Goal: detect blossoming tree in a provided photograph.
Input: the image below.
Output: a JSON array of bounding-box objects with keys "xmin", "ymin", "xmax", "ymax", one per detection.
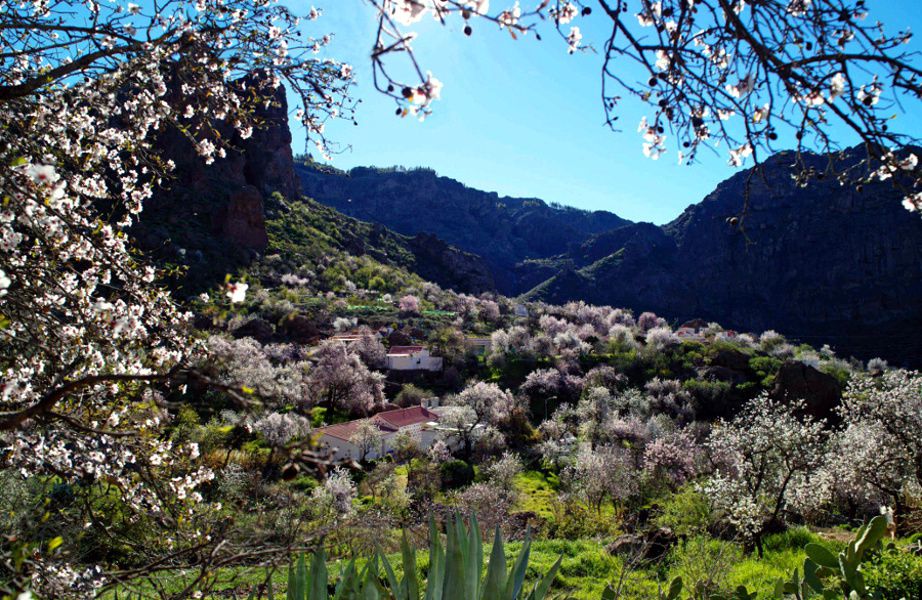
[{"xmin": 0, "ymin": 0, "xmax": 353, "ymax": 595}]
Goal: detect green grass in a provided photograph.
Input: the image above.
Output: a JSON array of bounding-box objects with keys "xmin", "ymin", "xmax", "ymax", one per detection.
[
  {"xmin": 513, "ymin": 470, "xmax": 560, "ymax": 521},
  {"xmin": 104, "ymin": 526, "xmax": 912, "ymax": 600}
]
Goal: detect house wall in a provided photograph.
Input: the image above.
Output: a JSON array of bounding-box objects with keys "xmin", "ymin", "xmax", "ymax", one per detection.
[
  {"xmin": 318, "ymin": 435, "xmax": 364, "ymax": 462},
  {"xmin": 386, "ymin": 352, "xmax": 443, "ymax": 371},
  {"xmin": 322, "ymin": 424, "xmax": 454, "ymax": 463}
]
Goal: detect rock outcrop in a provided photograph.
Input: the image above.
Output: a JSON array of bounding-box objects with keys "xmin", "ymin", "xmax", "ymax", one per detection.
[
  {"xmin": 771, "ymin": 361, "xmax": 843, "ymax": 422},
  {"xmin": 219, "ymin": 185, "xmax": 269, "ymax": 249},
  {"xmin": 134, "ymin": 78, "xmax": 298, "ymax": 287},
  {"xmin": 407, "ymin": 233, "xmax": 495, "ymax": 294}
]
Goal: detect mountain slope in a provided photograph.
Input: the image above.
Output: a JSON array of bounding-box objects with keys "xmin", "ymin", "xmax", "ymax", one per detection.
[
  {"xmin": 296, "ymin": 163, "xmax": 630, "ymax": 293},
  {"xmin": 520, "ymin": 150, "xmax": 922, "ymax": 365},
  {"xmin": 133, "ymin": 84, "xmax": 493, "ymax": 296}
]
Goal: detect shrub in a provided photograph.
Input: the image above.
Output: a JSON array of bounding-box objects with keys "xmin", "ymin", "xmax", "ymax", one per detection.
[
  {"xmin": 655, "ymin": 486, "xmax": 714, "ymax": 538},
  {"xmin": 440, "ymin": 460, "xmax": 475, "ymax": 490},
  {"xmin": 863, "ymin": 547, "xmax": 922, "ymax": 600}
]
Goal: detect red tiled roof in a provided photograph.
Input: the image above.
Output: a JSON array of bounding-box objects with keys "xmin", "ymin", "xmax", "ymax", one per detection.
[
  {"xmin": 316, "ymin": 406, "xmax": 438, "ymax": 441},
  {"xmin": 375, "ymin": 406, "xmax": 437, "ymax": 429},
  {"xmin": 317, "ymin": 419, "xmax": 396, "ymax": 442},
  {"xmin": 388, "ymin": 345, "xmax": 425, "ymax": 355}
]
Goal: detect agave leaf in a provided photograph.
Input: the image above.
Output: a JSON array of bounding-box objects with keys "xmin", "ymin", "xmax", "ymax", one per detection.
[
  {"xmin": 481, "ymin": 527, "xmax": 507, "ymax": 599},
  {"xmin": 425, "ymin": 518, "xmax": 445, "ymax": 600},
  {"xmin": 442, "ymin": 515, "xmax": 468, "ymax": 599},
  {"xmin": 379, "ymin": 548, "xmax": 404, "ymax": 600},
  {"xmin": 401, "ymin": 530, "xmax": 420, "ymax": 600},
  {"xmin": 527, "ymin": 554, "xmax": 562, "ymax": 600},
  {"xmin": 503, "ymin": 529, "xmax": 532, "ymax": 600},
  {"xmin": 467, "ymin": 513, "xmax": 483, "ymax": 598},
  {"xmin": 309, "ymin": 550, "xmax": 328, "ymax": 600},
  {"xmin": 334, "ymin": 559, "xmax": 358, "ymax": 599}
]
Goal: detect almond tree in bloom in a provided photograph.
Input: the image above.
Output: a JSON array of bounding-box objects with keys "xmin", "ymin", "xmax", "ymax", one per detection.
[
  {"xmin": 368, "ymin": 0, "xmax": 921, "ymax": 213},
  {"xmin": 308, "ymin": 340, "xmax": 387, "ymax": 415},
  {"xmin": 700, "ymin": 393, "xmax": 828, "ymax": 556},
  {"xmin": 398, "ymin": 293, "xmax": 421, "ymax": 314},
  {"xmin": 825, "ymin": 370, "xmax": 922, "ymax": 521},
  {"xmin": 0, "ymin": 0, "xmax": 353, "ymax": 595}
]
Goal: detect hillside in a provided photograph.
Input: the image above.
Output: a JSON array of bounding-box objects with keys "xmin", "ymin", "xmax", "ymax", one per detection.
[
  {"xmin": 132, "ymin": 85, "xmax": 493, "ymax": 297},
  {"xmin": 519, "ymin": 149, "xmax": 922, "ymax": 366},
  {"xmin": 296, "ymin": 162, "xmax": 630, "ymax": 292},
  {"xmin": 300, "ymin": 152, "xmax": 922, "ymax": 366}
]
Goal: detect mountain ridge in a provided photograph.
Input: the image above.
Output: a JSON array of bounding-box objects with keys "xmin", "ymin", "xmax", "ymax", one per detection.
[
  {"xmin": 301, "ymin": 151, "xmax": 922, "ymax": 366},
  {"xmin": 296, "ymin": 162, "xmax": 631, "ymax": 293}
]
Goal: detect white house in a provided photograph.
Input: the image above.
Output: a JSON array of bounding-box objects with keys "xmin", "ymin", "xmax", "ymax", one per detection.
[
  {"xmin": 513, "ymin": 304, "xmax": 529, "ymax": 318},
  {"xmin": 716, "ymin": 330, "xmax": 740, "ymax": 341},
  {"xmin": 385, "ymin": 345, "xmax": 443, "ymax": 371},
  {"xmin": 316, "ymin": 405, "xmax": 442, "ymax": 462}
]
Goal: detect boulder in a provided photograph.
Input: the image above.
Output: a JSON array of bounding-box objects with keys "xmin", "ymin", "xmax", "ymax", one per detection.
[
  {"xmin": 771, "ymin": 360, "xmax": 842, "ymax": 422},
  {"xmin": 606, "ymin": 527, "xmax": 678, "ymax": 562},
  {"xmin": 231, "ymin": 318, "xmax": 275, "ymax": 343},
  {"xmin": 710, "ymin": 348, "xmax": 752, "ymax": 372}
]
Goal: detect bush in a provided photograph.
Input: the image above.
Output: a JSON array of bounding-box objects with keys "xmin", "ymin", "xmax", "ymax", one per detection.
[
  {"xmin": 655, "ymin": 486, "xmax": 714, "ymax": 538},
  {"xmin": 863, "ymin": 546, "xmax": 922, "ymax": 600},
  {"xmin": 547, "ymin": 499, "xmax": 621, "ymax": 540},
  {"xmin": 439, "ymin": 460, "xmax": 475, "ymax": 490},
  {"xmin": 667, "ymin": 536, "xmax": 743, "ymax": 597},
  {"xmin": 395, "ymin": 384, "xmax": 432, "ymax": 407}
]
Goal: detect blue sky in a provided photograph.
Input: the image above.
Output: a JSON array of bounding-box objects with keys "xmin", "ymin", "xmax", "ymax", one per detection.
[{"xmin": 295, "ymin": 1, "xmax": 922, "ymax": 224}]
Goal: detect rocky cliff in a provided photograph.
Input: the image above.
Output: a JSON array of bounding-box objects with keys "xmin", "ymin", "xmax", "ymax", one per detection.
[
  {"xmin": 296, "ymin": 163, "xmax": 630, "ymax": 293},
  {"xmin": 521, "ymin": 150, "xmax": 922, "ymax": 366},
  {"xmin": 133, "ymin": 79, "xmax": 298, "ymax": 284},
  {"xmin": 134, "ymin": 81, "xmax": 493, "ymax": 295},
  {"xmin": 298, "ymin": 150, "xmax": 922, "ymax": 365}
]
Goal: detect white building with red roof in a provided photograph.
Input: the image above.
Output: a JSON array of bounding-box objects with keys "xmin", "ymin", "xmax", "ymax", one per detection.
[
  {"xmin": 385, "ymin": 345, "xmax": 443, "ymax": 372},
  {"xmin": 316, "ymin": 405, "xmax": 442, "ymax": 462}
]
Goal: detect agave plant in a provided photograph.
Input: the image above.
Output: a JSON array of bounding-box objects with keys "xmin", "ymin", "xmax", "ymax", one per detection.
[
  {"xmin": 257, "ymin": 514, "xmax": 561, "ymax": 600},
  {"xmin": 379, "ymin": 514, "xmax": 561, "ymax": 600}
]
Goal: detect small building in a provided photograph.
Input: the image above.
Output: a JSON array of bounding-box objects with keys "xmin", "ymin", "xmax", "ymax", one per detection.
[
  {"xmin": 330, "ymin": 333, "xmax": 363, "ymax": 345},
  {"xmin": 676, "ymin": 318, "xmax": 708, "ymax": 341},
  {"xmin": 386, "ymin": 346, "xmax": 443, "ymax": 372},
  {"xmin": 330, "ymin": 329, "xmax": 382, "ymax": 345},
  {"xmin": 716, "ymin": 330, "xmax": 739, "ymax": 341},
  {"xmin": 464, "ymin": 337, "xmax": 493, "ymax": 356},
  {"xmin": 316, "ymin": 405, "xmax": 442, "ymax": 462},
  {"xmin": 513, "ymin": 304, "xmax": 529, "ymax": 318}
]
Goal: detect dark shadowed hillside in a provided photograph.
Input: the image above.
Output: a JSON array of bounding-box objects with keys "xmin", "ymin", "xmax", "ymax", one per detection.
[
  {"xmin": 520, "ymin": 150, "xmax": 922, "ymax": 366},
  {"xmin": 296, "ymin": 162, "xmax": 630, "ymax": 292}
]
